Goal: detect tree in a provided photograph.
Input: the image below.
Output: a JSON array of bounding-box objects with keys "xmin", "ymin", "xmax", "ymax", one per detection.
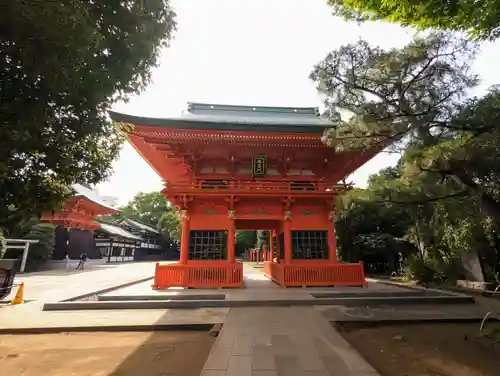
[
  {"xmin": 119, "ymin": 192, "xmax": 172, "ymax": 228},
  {"xmin": 118, "ymin": 191, "xmax": 181, "ymax": 243},
  {"xmin": 2, "ymin": 222, "xmax": 55, "ymax": 271},
  {"xmin": 310, "ymin": 32, "xmax": 477, "ymax": 153},
  {"xmin": 0, "ymin": 1, "xmax": 176, "ymax": 235},
  {"xmin": 335, "ymin": 186, "xmax": 415, "ymax": 271},
  {"xmin": 0, "ymin": 229, "xmax": 5, "ymax": 258},
  {"xmin": 235, "ymin": 231, "xmax": 257, "ymax": 256},
  {"xmin": 158, "ymin": 210, "xmax": 181, "ymax": 242},
  {"xmin": 328, "ymin": 0, "xmax": 500, "ymax": 40},
  {"xmin": 310, "ymin": 33, "xmax": 500, "ymax": 219},
  {"xmin": 313, "ymin": 33, "xmax": 500, "ymax": 282}
]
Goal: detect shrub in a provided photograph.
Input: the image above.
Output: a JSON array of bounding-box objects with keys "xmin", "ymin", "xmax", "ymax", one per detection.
[
  {"xmin": 407, "ymin": 257, "xmax": 438, "ymax": 287},
  {"xmin": 0, "ymin": 229, "xmax": 5, "ymax": 258}
]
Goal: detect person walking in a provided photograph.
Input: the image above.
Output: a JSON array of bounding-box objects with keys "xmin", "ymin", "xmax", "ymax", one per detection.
[
  {"xmin": 76, "ymin": 252, "xmax": 88, "ymax": 270},
  {"xmin": 63, "ymin": 252, "xmax": 70, "ymax": 269}
]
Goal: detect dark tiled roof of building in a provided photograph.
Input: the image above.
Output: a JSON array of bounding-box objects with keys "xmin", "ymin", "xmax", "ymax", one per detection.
[
  {"xmin": 119, "ymin": 218, "xmax": 160, "ymax": 234},
  {"xmin": 98, "ymin": 223, "xmax": 142, "ymax": 240},
  {"xmin": 109, "ymin": 102, "xmax": 334, "ymax": 133}
]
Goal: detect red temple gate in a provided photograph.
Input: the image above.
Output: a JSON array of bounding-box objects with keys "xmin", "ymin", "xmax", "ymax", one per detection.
[
  {"xmin": 111, "ymin": 103, "xmax": 381, "ymax": 288},
  {"xmin": 41, "ymin": 190, "xmax": 119, "ymax": 231}
]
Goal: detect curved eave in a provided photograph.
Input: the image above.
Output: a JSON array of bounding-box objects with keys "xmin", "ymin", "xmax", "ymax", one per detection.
[{"xmin": 109, "ymin": 111, "xmax": 333, "ymax": 133}]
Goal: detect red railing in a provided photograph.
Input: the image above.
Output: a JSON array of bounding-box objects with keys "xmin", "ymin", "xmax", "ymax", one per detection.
[
  {"xmin": 264, "ymin": 261, "xmax": 367, "ymax": 287},
  {"xmin": 164, "ymin": 181, "xmax": 351, "ymax": 196},
  {"xmin": 152, "ymin": 261, "xmax": 244, "ymax": 289}
]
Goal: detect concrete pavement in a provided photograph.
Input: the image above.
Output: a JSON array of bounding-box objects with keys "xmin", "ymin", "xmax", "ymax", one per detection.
[
  {"xmin": 5, "ymin": 261, "xmax": 157, "ymax": 303},
  {"xmin": 201, "ymin": 307, "xmax": 380, "ymax": 376}
]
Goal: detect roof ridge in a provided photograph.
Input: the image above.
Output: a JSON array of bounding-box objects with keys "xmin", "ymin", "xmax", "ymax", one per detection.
[
  {"xmin": 122, "ymin": 218, "xmax": 160, "ymax": 234},
  {"xmin": 187, "ymin": 102, "xmax": 320, "ymax": 116}
]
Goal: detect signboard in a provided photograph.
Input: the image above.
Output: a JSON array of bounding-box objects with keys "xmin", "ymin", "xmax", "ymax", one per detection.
[{"xmin": 252, "ymin": 155, "xmax": 267, "ymax": 178}]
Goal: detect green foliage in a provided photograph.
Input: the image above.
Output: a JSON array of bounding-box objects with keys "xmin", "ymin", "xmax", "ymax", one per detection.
[
  {"xmin": 118, "ymin": 191, "xmax": 181, "ymax": 243},
  {"xmin": 25, "ymin": 224, "xmax": 56, "ymax": 272},
  {"xmin": 407, "ymin": 257, "xmax": 438, "ymax": 287},
  {"xmin": 310, "ymin": 32, "xmax": 477, "ymax": 153},
  {"xmin": 316, "ymin": 32, "xmax": 500, "ymax": 282},
  {"xmin": 158, "ymin": 210, "xmax": 181, "ymax": 242},
  {"xmin": 3, "ymin": 223, "xmax": 55, "ymax": 271},
  {"xmin": 328, "ymin": 0, "xmax": 500, "ymax": 40},
  {"xmin": 0, "ymin": 229, "xmax": 5, "ymax": 258},
  {"xmin": 0, "ymin": 1, "xmax": 176, "ymax": 234},
  {"xmin": 236, "ymin": 231, "xmax": 257, "ymax": 250},
  {"xmin": 482, "ymin": 322, "xmax": 500, "ymax": 343},
  {"xmin": 119, "ymin": 192, "xmax": 172, "ymax": 228}
]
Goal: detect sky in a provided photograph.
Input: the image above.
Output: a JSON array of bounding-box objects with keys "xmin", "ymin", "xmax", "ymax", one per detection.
[{"xmin": 96, "ymin": 0, "xmax": 500, "ymax": 206}]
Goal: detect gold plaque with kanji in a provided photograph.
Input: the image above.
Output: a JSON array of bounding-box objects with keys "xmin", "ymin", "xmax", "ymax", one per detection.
[{"xmin": 252, "ymin": 155, "xmax": 267, "ymax": 178}]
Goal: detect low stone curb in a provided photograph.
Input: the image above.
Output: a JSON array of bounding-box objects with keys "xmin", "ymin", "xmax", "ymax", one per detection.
[
  {"xmin": 61, "ymin": 276, "xmax": 154, "ymax": 302},
  {"xmin": 43, "ymin": 295, "xmax": 475, "ymax": 311},
  {"xmin": 311, "ymin": 291, "xmax": 448, "ymax": 298},
  {"xmin": 367, "ymin": 278, "xmax": 476, "ymax": 299},
  {"xmin": 0, "ymin": 323, "xmax": 217, "ymax": 335},
  {"xmin": 98, "ymin": 293, "xmax": 226, "ymax": 301},
  {"xmin": 332, "ymin": 317, "xmax": 491, "ymax": 327}
]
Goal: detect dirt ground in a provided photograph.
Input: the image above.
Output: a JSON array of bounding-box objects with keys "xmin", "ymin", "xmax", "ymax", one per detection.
[
  {"xmin": 339, "ymin": 322, "xmax": 500, "ymax": 376},
  {"xmin": 0, "ymin": 331, "xmax": 214, "ymax": 376}
]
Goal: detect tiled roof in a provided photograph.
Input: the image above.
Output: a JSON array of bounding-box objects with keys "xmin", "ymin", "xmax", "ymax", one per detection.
[
  {"xmin": 98, "ymin": 223, "xmax": 142, "ymax": 240},
  {"xmin": 120, "ymin": 218, "xmax": 160, "ymax": 234},
  {"xmin": 72, "ymin": 184, "xmax": 119, "ymax": 211},
  {"xmin": 109, "ymin": 103, "xmax": 334, "ymax": 133}
]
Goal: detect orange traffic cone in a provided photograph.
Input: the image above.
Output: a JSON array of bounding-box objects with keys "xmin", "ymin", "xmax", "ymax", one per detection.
[{"xmin": 11, "ymin": 282, "xmax": 24, "ymax": 305}]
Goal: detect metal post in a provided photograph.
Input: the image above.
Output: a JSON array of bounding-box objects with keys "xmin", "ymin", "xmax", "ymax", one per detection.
[
  {"xmin": 107, "ymin": 240, "xmax": 113, "ymax": 263},
  {"xmin": 20, "ymin": 243, "xmax": 30, "ymax": 273}
]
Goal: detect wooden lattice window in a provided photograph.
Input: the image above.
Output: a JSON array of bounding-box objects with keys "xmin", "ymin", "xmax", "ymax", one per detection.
[
  {"xmin": 189, "ymin": 230, "xmax": 227, "ymax": 260},
  {"xmin": 291, "ymin": 231, "xmax": 328, "ymax": 259}
]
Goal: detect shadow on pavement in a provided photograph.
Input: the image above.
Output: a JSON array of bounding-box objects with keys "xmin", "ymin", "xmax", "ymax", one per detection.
[{"xmin": 108, "ymin": 312, "xmax": 216, "ymax": 376}]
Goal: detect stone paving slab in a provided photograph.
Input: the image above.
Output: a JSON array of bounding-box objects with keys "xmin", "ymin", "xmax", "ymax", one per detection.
[
  {"xmin": 42, "ymin": 294, "xmax": 474, "ymax": 311},
  {"xmin": 0, "ymin": 304, "xmax": 228, "ymax": 332},
  {"xmin": 315, "ymin": 304, "xmax": 489, "ymax": 322},
  {"xmin": 201, "ymin": 307, "xmax": 380, "ymax": 376},
  {"xmin": 4, "ymin": 262, "xmax": 157, "ymax": 303},
  {"xmin": 98, "ymin": 293, "xmax": 227, "ymax": 301}
]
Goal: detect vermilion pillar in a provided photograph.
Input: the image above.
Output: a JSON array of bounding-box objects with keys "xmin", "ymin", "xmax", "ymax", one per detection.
[
  {"xmin": 283, "ymin": 217, "xmax": 292, "ymax": 265},
  {"xmin": 275, "ymin": 234, "xmax": 281, "ymax": 263},
  {"xmin": 179, "ymin": 211, "xmax": 190, "ymax": 264},
  {"xmin": 328, "ymin": 225, "xmax": 337, "ymax": 263},
  {"xmin": 227, "ymin": 219, "xmax": 236, "ymax": 263}
]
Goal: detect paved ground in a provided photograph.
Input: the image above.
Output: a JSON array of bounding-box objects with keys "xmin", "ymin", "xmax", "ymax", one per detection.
[
  {"xmin": 3, "ymin": 263, "xmax": 498, "ymax": 376},
  {"xmin": 4, "ymin": 261, "xmax": 157, "ymax": 303},
  {"xmin": 316, "ymin": 304, "xmax": 489, "ymax": 322},
  {"xmin": 105, "ymin": 264, "xmax": 407, "ymax": 301},
  {"xmin": 0, "ymin": 262, "xmax": 228, "ymax": 331},
  {"xmin": 201, "ymin": 307, "xmax": 380, "ymax": 376}
]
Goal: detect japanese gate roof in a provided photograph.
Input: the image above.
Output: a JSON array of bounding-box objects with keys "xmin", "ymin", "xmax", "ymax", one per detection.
[
  {"xmin": 109, "ymin": 103, "xmax": 334, "ymax": 133},
  {"xmin": 98, "ymin": 222, "xmax": 142, "ymax": 240},
  {"xmin": 119, "ymin": 218, "xmax": 160, "ymax": 234},
  {"xmin": 72, "ymin": 184, "xmax": 119, "ymax": 214}
]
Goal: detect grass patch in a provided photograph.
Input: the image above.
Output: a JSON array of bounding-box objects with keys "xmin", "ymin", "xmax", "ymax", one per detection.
[{"xmin": 482, "ymin": 322, "xmax": 500, "ymax": 344}]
